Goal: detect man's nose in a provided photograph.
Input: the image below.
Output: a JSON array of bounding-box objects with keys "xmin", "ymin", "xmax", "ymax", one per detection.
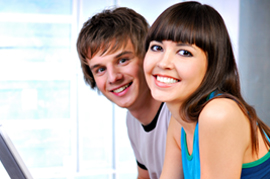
[{"xmin": 107, "ymin": 67, "xmax": 123, "ymax": 84}]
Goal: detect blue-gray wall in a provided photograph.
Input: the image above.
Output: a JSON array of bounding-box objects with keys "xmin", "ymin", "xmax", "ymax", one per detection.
[{"xmin": 239, "ymin": 0, "xmax": 270, "ymax": 126}]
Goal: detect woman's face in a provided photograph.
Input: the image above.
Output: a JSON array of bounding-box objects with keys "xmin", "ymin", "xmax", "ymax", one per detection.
[{"xmin": 144, "ymin": 40, "xmax": 207, "ymax": 104}]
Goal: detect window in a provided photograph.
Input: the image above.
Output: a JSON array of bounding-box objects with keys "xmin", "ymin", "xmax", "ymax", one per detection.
[
  {"xmin": 0, "ymin": 0, "xmax": 136, "ymax": 178},
  {"xmin": 0, "ymin": 0, "xmax": 208, "ymax": 178}
]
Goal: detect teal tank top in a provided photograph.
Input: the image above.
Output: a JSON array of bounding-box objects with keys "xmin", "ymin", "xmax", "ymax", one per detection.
[
  {"xmin": 181, "ymin": 123, "xmax": 200, "ymax": 179},
  {"xmin": 180, "ymin": 91, "xmax": 270, "ymax": 178}
]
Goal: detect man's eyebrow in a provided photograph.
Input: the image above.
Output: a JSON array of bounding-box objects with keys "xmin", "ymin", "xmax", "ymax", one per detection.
[
  {"xmin": 90, "ymin": 64, "xmax": 101, "ymax": 71},
  {"xmin": 89, "ymin": 51, "xmax": 134, "ymax": 71},
  {"xmin": 115, "ymin": 51, "xmax": 133, "ymax": 58}
]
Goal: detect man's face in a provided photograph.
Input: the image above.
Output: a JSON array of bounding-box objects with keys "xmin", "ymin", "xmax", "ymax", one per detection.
[{"xmin": 88, "ymin": 40, "xmax": 148, "ymax": 110}]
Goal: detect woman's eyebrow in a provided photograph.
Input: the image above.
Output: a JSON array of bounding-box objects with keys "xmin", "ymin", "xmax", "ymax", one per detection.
[
  {"xmin": 150, "ymin": 40, "xmax": 162, "ymax": 44},
  {"xmin": 176, "ymin": 43, "xmax": 192, "ymax": 47},
  {"xmin": 176, "ymin": 43, "xmax": 195, "ymax": 50}
]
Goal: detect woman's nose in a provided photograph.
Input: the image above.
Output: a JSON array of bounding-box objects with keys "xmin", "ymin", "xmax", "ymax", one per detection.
[{"xmin": 157, "ymin": 51, "xmax": 174, "ymax": 70}]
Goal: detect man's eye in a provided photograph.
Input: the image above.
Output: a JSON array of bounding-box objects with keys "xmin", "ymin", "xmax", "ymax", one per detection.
[
  {"xmin": 178, "ymin": 50, "xmax": 192, "ymax": 57},
  {"xmin": 96, "ymin": 67, "xmax": 105, "ymax": 73},
  {"xmin": 119, "ymin": 58, "xmax": 128, "ymax": 64},
  {"xmin": 150, "ymin": 45, "xmax": 163, "ymax": 52}
]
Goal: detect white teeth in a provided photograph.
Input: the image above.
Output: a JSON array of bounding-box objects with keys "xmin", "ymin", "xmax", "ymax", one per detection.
[
  {"xmin": 157, "ymin": 76, "xmax": 178, "ymax": 84},
  {"xmin": 113, "ymin": 84, "xmax": 129, "ymax": 93}
]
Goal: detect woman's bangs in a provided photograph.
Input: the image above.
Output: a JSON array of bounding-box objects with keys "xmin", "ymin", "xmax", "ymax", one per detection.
[{"xmin": 149, "ymin": 16, "xmax": 202, "ymax": 47}]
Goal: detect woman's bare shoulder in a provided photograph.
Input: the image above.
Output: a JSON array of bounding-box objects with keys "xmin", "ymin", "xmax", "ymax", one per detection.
[
  {"xmin": 199, "ymin": 98, "xmax": 250, "ymax": 143},
  {"xmin": 200, "ymin": 98, "xmax": 248, "ymax": 126}
]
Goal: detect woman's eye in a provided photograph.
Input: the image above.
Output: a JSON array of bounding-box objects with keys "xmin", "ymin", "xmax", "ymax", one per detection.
[
  {"xmin": 150, "ymin": 45, "xmax": 163, "ymax": 52},
  {"xmin": 178, "ymin": 50, "xmax": 192, "ymax": 57}
]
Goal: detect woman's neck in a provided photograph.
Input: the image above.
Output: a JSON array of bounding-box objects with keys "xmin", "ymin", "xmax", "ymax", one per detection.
[{"xmin": 166, "ymin": 101, "xmax": 197, "ymax": 136}]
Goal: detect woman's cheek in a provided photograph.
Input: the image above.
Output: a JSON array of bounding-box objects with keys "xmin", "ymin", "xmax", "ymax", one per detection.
[
  {"xmin": 143, "ymin": 55, "xmax": 151, "ymax": 74},
  {"xmin": 146, "ymin": 52, "xmax": 157, "ymax": 68}
]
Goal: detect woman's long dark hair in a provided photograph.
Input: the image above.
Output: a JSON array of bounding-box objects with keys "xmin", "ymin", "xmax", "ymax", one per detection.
[{"xmin": 145, "ymin": 1, "xmax": 270, "ymax": 155}]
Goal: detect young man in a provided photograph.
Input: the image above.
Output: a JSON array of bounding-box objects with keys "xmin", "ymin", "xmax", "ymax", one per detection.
[{"xmin": 76, "ymin": 7, "xmax": 171, "ymax": 179}]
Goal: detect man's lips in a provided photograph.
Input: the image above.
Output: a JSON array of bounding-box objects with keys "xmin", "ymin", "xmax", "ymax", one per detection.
[{"xmin": 110, "ymin": 82, "xmax": 132, "ymax": 93}]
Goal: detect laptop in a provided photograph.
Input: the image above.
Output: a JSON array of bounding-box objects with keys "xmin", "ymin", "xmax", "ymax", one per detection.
[{"xmin": 0, "ymin": 125, "xmax": 33, "ymax": 179}]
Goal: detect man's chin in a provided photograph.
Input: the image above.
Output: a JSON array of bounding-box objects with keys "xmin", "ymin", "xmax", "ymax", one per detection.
[
  {"xmin": 113, "ymin": 100, "xmax": 133, "ymax": 109},
  {"xmin": 115, "ymin": 103, "xmax": 131, "ymax": 109},
  {"xmin": 107, "ymin": 94, "xmax": 135, "ymax": 109}
]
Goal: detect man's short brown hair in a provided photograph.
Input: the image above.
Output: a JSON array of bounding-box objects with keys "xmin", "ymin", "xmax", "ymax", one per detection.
[{"xmin": 76, "ymin": 7, "xmax": 149, "ymax": 89}]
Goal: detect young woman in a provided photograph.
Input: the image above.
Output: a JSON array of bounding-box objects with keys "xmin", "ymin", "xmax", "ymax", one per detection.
[{"xmin": 143, "ymin": 1, "xmax": 270, "ymax": 179}]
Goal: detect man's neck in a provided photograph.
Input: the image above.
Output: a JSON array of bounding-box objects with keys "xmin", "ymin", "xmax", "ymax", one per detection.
[{"xmin": 128, "ymin": 95, "xmax": 162, "ymax": 126}]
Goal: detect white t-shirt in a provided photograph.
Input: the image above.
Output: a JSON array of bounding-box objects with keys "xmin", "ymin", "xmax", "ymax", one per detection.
[{"xmin": 126, "ymin": 103, "xmax": 171, "ymax": 179}]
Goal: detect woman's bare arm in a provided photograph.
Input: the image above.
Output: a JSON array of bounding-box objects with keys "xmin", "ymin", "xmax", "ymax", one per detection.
[
  {"xmin": 160, "ymin": 116, "xmax": 184, "ymax": 179},
  {"xmin": 199, "ymin": 98, "xmax": 250, "ymax": 179}
]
